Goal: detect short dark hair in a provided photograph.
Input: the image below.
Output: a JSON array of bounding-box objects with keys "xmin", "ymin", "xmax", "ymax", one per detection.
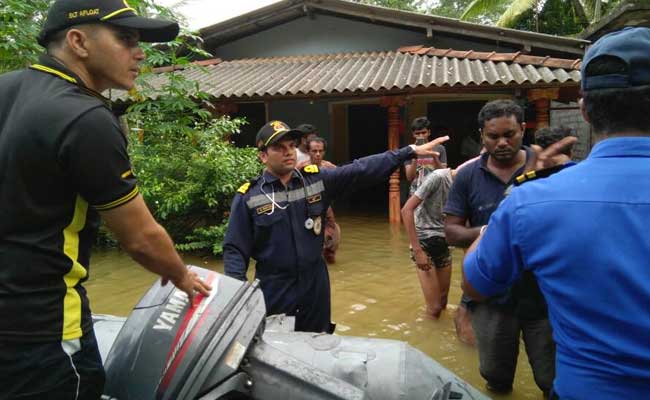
[
  {"xmin": 45, "ymin": 27, "xmax": 71, "ymax": 53},
  {"xmin": 535, "ymin": 126, "xmax": 575, "ymax": 155},
  {"xmin": 582, "ymin": 57, "xmax": 650, "ymax": 135},
  {"xmin": 296, "ymin": 123, "xmax": 318, "ymax": 137},
  {"xmin": 411, "ymin": 117, "xmax": 430, "ymax": 132},
  {"xmin": 307, "ymin": 136, "xmax": 327, "ymax": 151},
  {"xmin": 477, "ymin": 99, "xmax": 524, "ymax": 130}
]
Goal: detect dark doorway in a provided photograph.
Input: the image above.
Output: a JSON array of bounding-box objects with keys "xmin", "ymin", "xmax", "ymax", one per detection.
[
  {"xmin": 341, "ymin": 104, "xmax": 388, "ymax": 212},
  {"xmin": 427, "ymin": 101, "xmax": 484, "ymax": 167},
  {"xmin": 231, "ymin": 103, "xmax": 266, "ymax": 148}
]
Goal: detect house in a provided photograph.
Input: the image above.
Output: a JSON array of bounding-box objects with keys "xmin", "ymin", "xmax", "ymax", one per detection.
[{"xmin": 120, "ymin": 0, "xmax": 593, "ymax": 222}]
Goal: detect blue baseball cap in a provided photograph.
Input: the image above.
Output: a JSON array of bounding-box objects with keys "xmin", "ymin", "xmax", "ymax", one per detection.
[{"xmin": 581, "ymin": 27, "xmax": 650, "ymax": 92}]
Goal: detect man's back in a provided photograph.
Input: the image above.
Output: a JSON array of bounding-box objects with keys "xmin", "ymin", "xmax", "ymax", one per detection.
[
  {"xmin": 0, "ymin": 67, "xmax": 107, "ymax": 236},
  {"xmin": 506, "ymin": 137, "xmax": 650, "ymax": 397},
  {"xmin": 0, "ymin": 63, "xmax": 132, "ymax": 341}
]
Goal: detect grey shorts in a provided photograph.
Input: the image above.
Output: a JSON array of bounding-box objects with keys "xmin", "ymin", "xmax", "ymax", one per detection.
[{"xmin": 409, "ymin": 236, "xmax": 452, "ymax": 269}]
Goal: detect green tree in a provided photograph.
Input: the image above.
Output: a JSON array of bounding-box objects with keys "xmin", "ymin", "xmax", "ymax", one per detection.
[
  {"xmin": 350, "ymin": 0, "xmax": 499, "ymax": 23},
  {"xmin": 349, "ymin": 0, "xmax": 432, "ymax": 12},
  {"xmin": 0, "ymin": 0, "xmax": 51, "ymax": 72},
  {"xmin": 430, "ymin": 0, "xmax": 502, "ymax": 21},
  {"xmin": 1, "ymin": 0, "xmax": 260, "ymax": 255},
  {"xmin": 459, "ymin": 0, "xmax": 621, "ymax": 33},
  {"xmin": 122, "ymin": 0, "xmax": 261, "ymax": 256}
]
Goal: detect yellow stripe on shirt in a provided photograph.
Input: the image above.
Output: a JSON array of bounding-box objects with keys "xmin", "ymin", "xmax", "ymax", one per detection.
[
  {"xmin": 62, "ymin": 194, "xmax": 89, "ymax": 340},
  {"xmin": 94, "ymin": 186, "xmax": 139, "ymax": 211},
  {"xmin": 29, "ymin": 64, "xmax": 77, "ymax": 84}
]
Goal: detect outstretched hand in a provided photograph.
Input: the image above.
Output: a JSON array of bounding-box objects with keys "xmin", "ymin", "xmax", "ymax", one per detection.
[
  {"xmin": 412, "ymin": 136, "xmax": 450, "ymax": 158},
  {"xmin": 525, "ymin": 136, "xmax": 578, "ymax": 172}
]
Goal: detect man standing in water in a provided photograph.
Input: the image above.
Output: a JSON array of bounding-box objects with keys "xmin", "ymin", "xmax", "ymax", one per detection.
[
  {"xmin": 0, "ymin": 1, "xmax": 210, "ymax": 398},
  {"xmin": 463, "ymin": 27, "xmax": 650, "ymax": 399},
  {"xmin": 444, "ymin": 100, "xmax": 555, "ymax": 395},
  {"xmin": 224, "ymin": 120, "xmax": 448, "ymax": 333},
  {"xmin": 401, "ymin": 167, "xmax": 455, "ymax": 319}
]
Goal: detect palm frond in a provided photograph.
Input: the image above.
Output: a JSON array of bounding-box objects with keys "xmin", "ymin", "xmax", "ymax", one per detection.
[
  {"xmin": 496, "ymin": 0, "xmax": 538, "ymax": 27},
  {"xmin": 460, "ymin": 0, "xmax": 509, "ymax": 21}
]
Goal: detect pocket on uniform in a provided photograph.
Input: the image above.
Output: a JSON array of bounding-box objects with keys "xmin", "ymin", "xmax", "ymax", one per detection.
[
  {"xmin": 252, "ymin": 207, "xmax": 284, "ymax": 227},
  {"xmin": 307, "ymin": 202, "xmax": 325, "ymax": 218},
  {"xmin": 252, "ymin": 209, "xmax": 284, "ymax": 248}
]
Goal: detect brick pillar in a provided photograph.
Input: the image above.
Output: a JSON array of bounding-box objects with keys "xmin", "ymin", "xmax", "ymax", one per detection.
[
  {"xmin": 528, "ymin": 88, "xmax": 560, "ymax": 129},
  {"xmin": 380, "ymin": 96, "xmax": 406, "ymax": 224}
]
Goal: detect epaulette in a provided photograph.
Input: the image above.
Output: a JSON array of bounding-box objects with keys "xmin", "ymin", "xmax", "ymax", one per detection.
[
  {"xmin": 514, "ymin": 164, "xmax": 567, "ymax": 187},
  {"xmin": 302, "ymin": 164, "xmax": 319, "ymax": 174},
  {"xmin": 236, "ymin": 177, "xmax": 259, "ymax": 194},
  {"xmin": 237, "ymin": 182, "xmax": 250, "ymax": 194}
]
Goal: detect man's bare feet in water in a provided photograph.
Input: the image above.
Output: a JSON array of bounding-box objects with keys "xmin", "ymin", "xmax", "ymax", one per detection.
[
  {"xmin": 425, "ymin": 306, "xmax": 443, "ymax": 319},
  {"xmin": 454, "ymin": 304, "xmax": 476, "ymax": 346}
]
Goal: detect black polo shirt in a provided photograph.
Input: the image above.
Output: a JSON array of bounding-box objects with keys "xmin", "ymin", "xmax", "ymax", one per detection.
[{"xmin": 0, "ymin": 54, "xmax": 138, "ymax": 342}]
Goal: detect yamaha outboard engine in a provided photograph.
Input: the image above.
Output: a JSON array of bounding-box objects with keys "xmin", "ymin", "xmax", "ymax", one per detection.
[{"xmin": 94, "ymin": 266, "xmax": 488, "ymax": 400}]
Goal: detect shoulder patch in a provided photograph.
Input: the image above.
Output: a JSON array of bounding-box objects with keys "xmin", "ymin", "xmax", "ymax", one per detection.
[
  {"xmin": 514, "ymin": 164, "xmax": 567, "ymax": 187},
  {"xmin": 237, "ymin": 182, "xmax": 251, "ymax": 194},
  {"xmin": 303, "ymin": 164, "xmax": 319, "ymax": 174}
]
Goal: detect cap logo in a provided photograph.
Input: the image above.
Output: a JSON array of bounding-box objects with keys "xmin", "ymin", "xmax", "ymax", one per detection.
[
  {"xmin": 68, "ymin": 8, "xmax": 100, "ymax": 19},
  {"xmin": 270, "ymin": 120, "xmax": 287, "ymax": 132}
]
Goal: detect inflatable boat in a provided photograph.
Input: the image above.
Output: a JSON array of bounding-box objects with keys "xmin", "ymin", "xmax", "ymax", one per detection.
[{"xmin": 94, "ymin": 266, "xmax": 489, "ymax": 400}]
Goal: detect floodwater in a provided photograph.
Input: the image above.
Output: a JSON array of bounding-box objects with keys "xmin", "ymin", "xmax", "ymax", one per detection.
[{"xmin": 86, "ymin": 213, "xmax": 541, "ymax": 400}]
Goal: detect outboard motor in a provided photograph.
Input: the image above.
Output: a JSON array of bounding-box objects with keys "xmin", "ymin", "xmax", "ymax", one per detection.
[{"xmin": 94, "ymin": 266, "xmax": 488, "ymax": 400}]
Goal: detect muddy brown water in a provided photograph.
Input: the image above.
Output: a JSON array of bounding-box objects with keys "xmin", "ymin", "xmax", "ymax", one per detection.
[{"xmin": 86, "ymin": 213, "xmax": 542, "ymax": 399}]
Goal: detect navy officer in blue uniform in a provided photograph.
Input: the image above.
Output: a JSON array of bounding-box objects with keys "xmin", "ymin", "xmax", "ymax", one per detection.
[{"xmin": 224, "ymin": 120, "xmax": 448, "ymax": 333}]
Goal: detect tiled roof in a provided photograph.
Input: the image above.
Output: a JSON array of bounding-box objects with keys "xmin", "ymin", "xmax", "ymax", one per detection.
[
  {"xmin": 200, "ymin": 0, "xmax": 589, "ymax": 56},
  {"xmin": 398, "ymin": 46, "xmax": 582, "ymax": 70},
  {"xmin": 114, "ymin": 50, "xmax": 581, "ymax": 102}
]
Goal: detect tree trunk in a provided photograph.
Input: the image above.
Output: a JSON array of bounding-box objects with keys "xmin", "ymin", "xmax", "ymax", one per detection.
[{"xmin": 594, "ymin": 0, "xmax": 602, "ymax": 22}]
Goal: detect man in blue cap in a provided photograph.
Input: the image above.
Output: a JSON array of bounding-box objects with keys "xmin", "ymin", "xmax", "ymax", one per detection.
[
  {"xmin": 462, "ymin": 27, "xmax": 650, "ymax": 399},
  {"xmin": 0, "ymin": 1, "xmax": 210, "ymax": 398}
]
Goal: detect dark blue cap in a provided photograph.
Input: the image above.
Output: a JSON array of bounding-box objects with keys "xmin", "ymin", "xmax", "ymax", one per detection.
[
  {"xmin": 581, "ymin": 27, "xmax": 650, "ymax": 92},
  {"xmin": 256, "ymin": 121, "xmax": 303, "ymax": 149}
]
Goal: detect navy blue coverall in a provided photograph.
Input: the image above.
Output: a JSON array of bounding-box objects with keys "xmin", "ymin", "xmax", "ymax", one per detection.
[{"xmin": 223, "ymin": 146, "xmax": 416, "ymax": 333}]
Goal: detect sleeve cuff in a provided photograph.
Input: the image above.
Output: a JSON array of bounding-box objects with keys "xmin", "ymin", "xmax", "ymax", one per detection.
[
  {"xmin": 463, "ymin": 249, "xmax": 508, "ymax": 298},
  {"xmin": 93, "ymin": 186, "xmax": 139, "ymax": 211},
  {"xmin": 442, "ymin": 206, "xmax": 464, "ymax": 217},
  {"xmin": 401, "ymin": 145, "xmax": 416, "ymax": 160}
]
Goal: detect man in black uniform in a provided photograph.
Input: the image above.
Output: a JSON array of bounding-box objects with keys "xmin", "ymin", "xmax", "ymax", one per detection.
[
  {"xmin": 224, "ymin": 121, "xmax": 448, "ymax": 333},
  {"xmin": 0, "ymin": 1, "xmax": 210, "ymax": 399}
]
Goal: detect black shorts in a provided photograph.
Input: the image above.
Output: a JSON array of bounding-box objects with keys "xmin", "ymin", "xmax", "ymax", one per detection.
[
  {"xmin": 410, "ymin": 236, "xmax": 452, "ymax": 269},
  {"xmin": 0, "ymin": 329, "xmax": 105, "ymax": 400}
]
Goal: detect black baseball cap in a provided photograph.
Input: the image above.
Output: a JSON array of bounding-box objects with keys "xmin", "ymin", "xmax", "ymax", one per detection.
[
  {"xmin": 38, "ymin": 0, "xmax": 180, "ymax": 47},
  {"xmin": 581, "ymin": 27, "xmax": 650, "ymax": 92},
  {"xmin": 256, "ymin": 121, "xmax": 303, "ymax": 150}
]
